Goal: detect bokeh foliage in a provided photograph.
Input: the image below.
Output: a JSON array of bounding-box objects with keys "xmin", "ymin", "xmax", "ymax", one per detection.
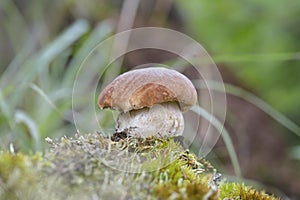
[{"xmin": 178, "ymin": 0, "xmax": 300, "ymax": 117}]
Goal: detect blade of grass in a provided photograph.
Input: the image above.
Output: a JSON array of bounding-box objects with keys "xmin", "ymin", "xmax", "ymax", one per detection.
[
  {"xmin": 0, "ymin": 0, "xmax": 30, "ymax": 54},
  {"xmin": 14, "ymin": 19, "xmax": 89, "ymax": 86},
  {"xmin": 0, "ymin": 0, "xmax": 35, "ymax": 87},
  {"xmin": 7, "ymin": 19, "xmax": 90, "ymax": 108},
  {"xmin": 63, "ymin": 20, "xmax": 113, "ymax": 87},
  {"xmin": 194, "ymin": 80, "xmax": 300, "ymax": 137},
  {"xmin": 29, "ymin": 83, "xmax": 60, "ymax": 112},
  {"xmin": 191, "ymin": 105, "xmax": 242, "ymax": 178},
  {"xmin": 37, "ymin": 19, "xmax": 90, "ymax": 66},
  {"xmin": 101, "ymin": 0, "xmax": 140, "ymax": 89},
  {"xmin": 212, "ymin": 52, "xmax": 300, "ymax": 63},
  {"xmin": 164, "ymin": 52, "xmax": 300, "ymax": 67},
  {"xmin": 28, "ymin": 83, "xmax": 74, "ymax": 125},
  {"xmin": 15, "ymin": 110, "xmax": 40, "ymax": 150},
  {"xmin": 0, "ymin": 89, "xmax": 15, "ymax": 129}
]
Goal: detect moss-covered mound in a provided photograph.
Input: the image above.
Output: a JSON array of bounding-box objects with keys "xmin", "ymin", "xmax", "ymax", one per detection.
[{"xmin": 0, "ymin": 133, "xmax": 280, "ymax": 200}]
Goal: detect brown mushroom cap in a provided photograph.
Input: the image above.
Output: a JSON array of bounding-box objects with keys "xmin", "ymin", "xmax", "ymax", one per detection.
[{"xmin": 98, "ymin": 67, "xmax": 197, "ymax": 113}]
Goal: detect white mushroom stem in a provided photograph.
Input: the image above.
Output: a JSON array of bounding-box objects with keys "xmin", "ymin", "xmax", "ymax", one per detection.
[{"xmin": 116, "ymin": 102, "xmax": 184, "ymax": 138}]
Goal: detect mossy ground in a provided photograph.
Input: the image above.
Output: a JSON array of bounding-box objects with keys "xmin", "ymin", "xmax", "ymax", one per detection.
[{"xmin": 0, "ymin": 133, "xmax": 280, "ymax": 200}]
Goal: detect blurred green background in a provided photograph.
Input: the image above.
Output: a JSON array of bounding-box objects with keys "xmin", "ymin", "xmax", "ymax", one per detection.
[{"xmin": 1, "ymin": 0, "xmax": 300, "ymax": 198}]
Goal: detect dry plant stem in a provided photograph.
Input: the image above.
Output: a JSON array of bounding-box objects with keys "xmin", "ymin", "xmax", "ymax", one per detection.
[{"xmin": 101, "ymin": 0, "xmax": 140, "ymax": 89}]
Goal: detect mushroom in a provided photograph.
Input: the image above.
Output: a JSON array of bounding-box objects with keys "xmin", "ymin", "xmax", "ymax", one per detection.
[{"xmin": 98, "ymin": 67, "xmax": 197, "ymax": 138}]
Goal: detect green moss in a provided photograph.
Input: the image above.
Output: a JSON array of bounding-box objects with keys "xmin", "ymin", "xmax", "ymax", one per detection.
[
  {"xmin": 0, "ymin": 152, "xmax": 42, "ymax": 199},
  {"xmin": 0, "ymin": 133, "xmax": 281, "ymax": 200},
  {"xmin": 219, "ymin": 182, "xmax": 280, "ymax": 200},
  {"xmin": 152, "ymin": 148, "xmax": 218, "ymax": 199}
]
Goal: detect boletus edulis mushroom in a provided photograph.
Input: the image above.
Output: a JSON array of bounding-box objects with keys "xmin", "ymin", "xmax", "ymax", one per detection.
[{"xmin": 98, "ymin": 67, "xmax": 197, "ymax": 138}]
